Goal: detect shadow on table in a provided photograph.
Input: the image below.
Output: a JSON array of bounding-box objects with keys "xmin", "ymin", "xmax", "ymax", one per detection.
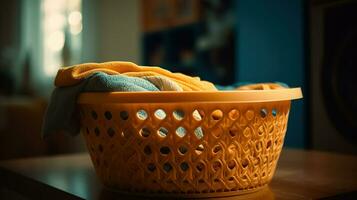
[
  {"xmin": 99, "ymin": 186, "xmax": 275, "ymax": 200},
  {"xmin": 319, "ymin": 190, "xmax": 357, "ymax": 200}
]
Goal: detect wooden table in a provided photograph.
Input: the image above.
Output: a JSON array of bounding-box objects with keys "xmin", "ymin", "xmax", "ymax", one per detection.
[{"xmin": 0, "ymin": 149, "xmax": 357, "ymax": 200}]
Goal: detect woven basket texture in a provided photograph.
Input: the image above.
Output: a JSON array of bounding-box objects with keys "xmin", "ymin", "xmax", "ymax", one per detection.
[{"xmin": 80, "ymin": 100, "xmax": 290, "ymax": 196}]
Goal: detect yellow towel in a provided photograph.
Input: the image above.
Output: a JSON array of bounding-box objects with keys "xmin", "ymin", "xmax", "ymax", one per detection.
[{"xmin": 55, "ymin": 61, "xmax": 217, "ymax": 91}]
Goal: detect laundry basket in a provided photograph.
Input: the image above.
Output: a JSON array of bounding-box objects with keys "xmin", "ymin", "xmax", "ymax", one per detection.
[{"xmin": 78, "ymin": 86, "xmax": 302, "ymax": 198}]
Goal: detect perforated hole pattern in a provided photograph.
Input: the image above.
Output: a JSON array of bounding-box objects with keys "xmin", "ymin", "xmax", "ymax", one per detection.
[{"xmin": 80, "ymin": 101, "xmax": 291, "ymax": 195}]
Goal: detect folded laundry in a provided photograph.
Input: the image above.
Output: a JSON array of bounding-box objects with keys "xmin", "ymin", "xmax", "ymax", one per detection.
[{"xmin": 54, "ymin": 61, "xmax": 217, "ymax": 91}]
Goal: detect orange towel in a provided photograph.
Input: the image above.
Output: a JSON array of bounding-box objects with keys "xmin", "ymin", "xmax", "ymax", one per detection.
[{"xmin": 54, "ymin": 61, "xmax": 217, "ymax": 91}]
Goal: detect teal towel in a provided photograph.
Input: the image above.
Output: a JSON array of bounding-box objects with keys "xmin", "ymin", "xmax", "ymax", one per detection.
[
  {"xmin": 85, "ymin": 72, "xmax": 159, "ymax": 92},
  {"xmin": 42, "ymin": 72, "xmax": 159, "ymax": 137}
]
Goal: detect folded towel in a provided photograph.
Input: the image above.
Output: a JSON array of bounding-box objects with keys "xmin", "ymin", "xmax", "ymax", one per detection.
[
  {"xmin": 55, "ymin": 61, "xmax": 217, "ymax": 91},
  {"xmin": 42, "ymin": 72, "xmax": 160, "ymax": 137}
]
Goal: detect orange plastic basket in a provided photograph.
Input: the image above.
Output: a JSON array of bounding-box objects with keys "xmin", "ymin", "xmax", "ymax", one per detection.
[{"xmin": 78, "ymin": 87, "xmax": 302, "ymax": 198}]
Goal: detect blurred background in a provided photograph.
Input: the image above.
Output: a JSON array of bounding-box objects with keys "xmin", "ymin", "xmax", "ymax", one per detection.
[{"xmin": 0, "ymin": 0, "xmax": 356, "ymax": 160}]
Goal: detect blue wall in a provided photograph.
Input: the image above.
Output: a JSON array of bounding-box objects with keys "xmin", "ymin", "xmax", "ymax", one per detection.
[{"xmin": 236, "ymin": 0, "xmax": 306, "ymax": 148}]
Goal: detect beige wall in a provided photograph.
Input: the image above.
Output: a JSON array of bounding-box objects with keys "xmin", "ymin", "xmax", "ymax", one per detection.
[{"xmin": 96, "ymin": 0, "xmax": 141, "ymax": 63}]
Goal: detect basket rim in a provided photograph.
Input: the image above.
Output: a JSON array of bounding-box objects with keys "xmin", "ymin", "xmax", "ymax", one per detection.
[{"xmin": 77, "ymin": 88, "xmax": 302, "ymax": 104}]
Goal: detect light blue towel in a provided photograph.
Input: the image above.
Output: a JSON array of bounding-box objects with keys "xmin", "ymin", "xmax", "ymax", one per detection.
[
  {"xmin": 42, "ymin": 72, "xmax": 159, "ymax": 137},
  {"xmin": 84, "ymin": 72, "xmax": 159, "ymax": 92}
]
